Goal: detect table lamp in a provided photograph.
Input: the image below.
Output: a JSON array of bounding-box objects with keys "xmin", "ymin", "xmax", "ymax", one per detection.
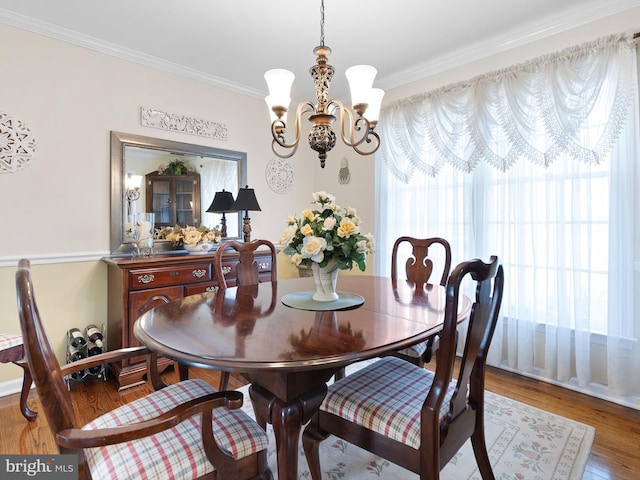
[
  {"xmin": 206, "ymin": 189, "xmax": 236, "ymax": 237},
  {"xmin": 232, "ymin": 185, "xmax": 261, "ymax": 242}
]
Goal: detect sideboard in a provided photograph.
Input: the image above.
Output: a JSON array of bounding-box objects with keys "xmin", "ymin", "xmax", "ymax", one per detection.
[{"xmin": 103, "ymin": 250, "xmax": 274, "ymax": 389}]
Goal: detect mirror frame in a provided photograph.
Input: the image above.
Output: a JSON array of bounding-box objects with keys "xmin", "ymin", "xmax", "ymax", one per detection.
[{"xmin": 110, "ymin": 131, "xmax": 247, "ymax": 255}]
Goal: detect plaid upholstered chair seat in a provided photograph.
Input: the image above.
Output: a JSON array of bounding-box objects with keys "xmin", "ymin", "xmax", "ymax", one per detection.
[
  {"xmin": 84, "ymin": 379, "xmax": 269, "ymax": 480},
  {"xmin": 396, "ymin": 341, "xmax": 429, "ymax": 360},
  {"xmin": 321, "ymin": 356, "xmax": 455, "ymax": 449},
  {"xmin": 0, "ymin": 333, "xmax": 23, "ymax": 350}
]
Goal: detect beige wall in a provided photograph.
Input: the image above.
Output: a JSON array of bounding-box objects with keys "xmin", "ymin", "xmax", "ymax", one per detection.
[
  {"xmin": 1, "ymin": 7, "xmax": 638, "ymax": 390},
  {"xmin": 0, "ymin": 22, "xmax": 318, "ymax": 387}
]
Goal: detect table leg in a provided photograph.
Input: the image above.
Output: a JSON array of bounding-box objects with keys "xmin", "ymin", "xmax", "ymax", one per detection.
[{"xmin": 250, "ymin": 383, "xmax": 327, "ymax": 480}]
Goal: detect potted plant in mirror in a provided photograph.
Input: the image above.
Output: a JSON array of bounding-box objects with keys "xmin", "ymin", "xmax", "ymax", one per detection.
[
  {"xmin": 156, "ymin": 224, "xmax": 222, "ymax": 254},
  {"xmin": 159, "ymin": 159, "xmax": 192, "ymax": 175},
  {"xmin": 279, "ymin": 191, "xmax": 374, "ymax": 301}
]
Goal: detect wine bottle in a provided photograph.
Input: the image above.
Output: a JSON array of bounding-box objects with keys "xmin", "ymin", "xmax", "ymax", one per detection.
[
  {"xmin": 84, "ymin": 324, "xmax": 104, "ymax": 348},
  {"xmin": 86, "ymin": 341, "xmax": 104, "ymax": 377},
  {"xmin": 69, "ymin": 369, "xmax": 87, "ymax": 381},
  {"xmin": 68, "ymin": 328, "xmax": 87, "ymax": 348},
  {"xmin": 87, "ymin": 341, "xmax": 102, "ymax": 357},
  {"xmin": 67, "ymin": 344, "xmax": 86, "ymax": 362}
]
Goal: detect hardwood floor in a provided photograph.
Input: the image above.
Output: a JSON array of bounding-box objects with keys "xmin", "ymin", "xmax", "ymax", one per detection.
[{"xmin": 0, "ymin": 364, "xmax": 638, "ymax": 479}]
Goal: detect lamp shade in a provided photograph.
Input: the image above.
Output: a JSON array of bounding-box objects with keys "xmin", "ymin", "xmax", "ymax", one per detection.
[
  {"xmin": 365, "ymin": 88, "xmax": 385, "ymax": 123},
  {"xmin": 232, "ymin": 186, "xmax": 261, "ymax": 212},
  {"xmin": 206, "ymin": 189, "xmax": 235, "ymax": 213},
  {"xmin": 125, "ymin": 173, "xmax": 142, "ymax": 191},
  {"xmin": 345, "ymin": 65, "xmax": 377, "ymax": 107},
  {"xmin": 264, "ymin": 69, "xmax": 295, "ymax": 108}
]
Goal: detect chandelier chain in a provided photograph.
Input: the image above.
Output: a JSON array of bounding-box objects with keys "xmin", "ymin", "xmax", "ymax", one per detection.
[{"xmin": 319, "ymin": 0, "xmax": 325, "ymax": 46}]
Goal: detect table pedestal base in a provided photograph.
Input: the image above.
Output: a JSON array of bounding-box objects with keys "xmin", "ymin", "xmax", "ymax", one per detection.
[{"xmin": 249, "ymin": 383, "xmax": 327, "ymax": 480}]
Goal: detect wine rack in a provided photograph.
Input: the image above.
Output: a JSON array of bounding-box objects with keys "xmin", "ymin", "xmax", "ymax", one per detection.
[{"xmin": 65, "ymin": 323, "xmax": 106, "ymax": 388}]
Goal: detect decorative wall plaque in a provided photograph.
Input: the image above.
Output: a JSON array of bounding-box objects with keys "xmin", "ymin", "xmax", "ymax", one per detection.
[
  {"xmin": 0, "ymin": 111, "xmax": 37, "ymax": 173},
  {"xmin": 338, "ymin": 157, "xmax": 351, "ymax": 184},
  {"xmin": 141, "ymin": 106, "xmax": 228, "ymax": 141},
  {"xmin": 265, "ymin": 157, "xmax": 294, "ymax": 194}
]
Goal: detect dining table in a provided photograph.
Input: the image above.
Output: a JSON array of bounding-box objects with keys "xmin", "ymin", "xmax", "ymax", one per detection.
[{"xmin": 133, "ymin": 275, "xmax": 472, "ymax": 480}]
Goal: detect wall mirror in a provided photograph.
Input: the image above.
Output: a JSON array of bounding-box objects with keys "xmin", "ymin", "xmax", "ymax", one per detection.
[{"xmin": 110, "ymin": 131, "xmax": 247, "ymax": 254}]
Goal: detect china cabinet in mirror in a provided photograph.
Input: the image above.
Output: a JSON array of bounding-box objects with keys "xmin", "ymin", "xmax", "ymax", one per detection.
[{"xmin": 145, "ymin": 173, "xmax": 201, "ymax": 228}]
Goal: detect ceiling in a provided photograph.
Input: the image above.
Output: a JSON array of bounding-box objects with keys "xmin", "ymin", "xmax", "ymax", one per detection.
[{"xmin": 0, "ymin": 0, "xmax": 637, "ymax": 102}]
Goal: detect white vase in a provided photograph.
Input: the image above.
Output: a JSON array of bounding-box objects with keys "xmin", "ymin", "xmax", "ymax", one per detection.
[
  {"xmin": 311, "ymin": 261, "xmax": 339, "ymax": 302},
  {"xmin": 183, "ymin": 241, "xmax": 214, "ymax": 254}
]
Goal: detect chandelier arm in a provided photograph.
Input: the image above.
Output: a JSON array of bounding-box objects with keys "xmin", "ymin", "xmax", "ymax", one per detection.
[
  {"xmin": 352, "ymin": 130, "xmax": 381, "ymax": 156},
  {"xmin": 271, "ymin": 140, "xmax": 298, "ymax": 159},
  {"xmin": 330, "ymin": 99, "xmax": 373, "ymax": 149},
  {"xmin": 271, "ymin": 101, "xmax": 315, "ymax": 150}
]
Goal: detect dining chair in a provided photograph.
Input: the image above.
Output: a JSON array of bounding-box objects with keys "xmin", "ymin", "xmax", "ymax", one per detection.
[
  {"xmin": 302, "ymin": 256, "xmax": 503, "ymax": 480},
  {"xmin": 214, "ymin": 239, "xmax": 278, "ymax": 290},
  {"xmin": 391, "ymin": 236, "xmax": 452, "ymax": 365},
  {"xmin": 0, "ymin": 333, "xmax": 37, "ymax": 421},
  {"xmin": 213, "ymin": 239, "xmax": 278, "ymax": 390},
  {"xmin": 16, "ymin": 258, "xmax": 272, "ymax": 480}
]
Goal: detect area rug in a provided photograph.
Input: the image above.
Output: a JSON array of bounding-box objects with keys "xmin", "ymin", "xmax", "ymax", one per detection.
[{"xmin": 238, "ymin": 365, "xmax": 595, "ymax": 480}]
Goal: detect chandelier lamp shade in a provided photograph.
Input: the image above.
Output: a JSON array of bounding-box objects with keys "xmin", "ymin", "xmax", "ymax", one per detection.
[
  {"xmin": 264, "ymin": 0, "xmax": 384, "ymax": 168},
  {"xmin": 206, "ymin": 189, "xmax": 236, "ymax": 238}
]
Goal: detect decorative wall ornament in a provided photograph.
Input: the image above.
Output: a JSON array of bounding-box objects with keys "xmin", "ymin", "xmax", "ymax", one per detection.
[
  {"xmin": 338, "ymin": 157, "xmax": 351, "ymax": 184},
  {"xmin": 140, "ymin": 106, "xmax": 228, "ymax": 141},
  {"xmin": 265, "ymin": 157, "xmax": 294, "ymax": 194},
  {"xmin": 0, "ymin": 111, "xmax": 37, "ymax": 173}
]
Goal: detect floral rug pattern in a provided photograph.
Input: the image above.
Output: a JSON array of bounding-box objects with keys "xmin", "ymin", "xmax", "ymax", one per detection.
[{"xmin": 239, "ymin": 370, "xmax": 594, "ymax": 480}]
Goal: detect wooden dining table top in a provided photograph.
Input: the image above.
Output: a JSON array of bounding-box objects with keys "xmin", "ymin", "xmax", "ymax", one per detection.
[
  {"xmin": 134, "ymin": 274, "xmax": 472, "ymax": 480},
  {"xmin": 133, "ymin": 275, "xmax": 470, "ymax": 375}
]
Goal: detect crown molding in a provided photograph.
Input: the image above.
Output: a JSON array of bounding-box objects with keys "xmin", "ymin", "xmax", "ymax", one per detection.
[
  {"xmin": 378, "ymin": 0, "xmax": 640, "ymax": 92},
  {"xmin": 0, "ymin": 7, "xmax": 265, "ymax": 99},
  {"xmin": 1, "ymin": 2, "xmax": 637, "ymax": 100}
]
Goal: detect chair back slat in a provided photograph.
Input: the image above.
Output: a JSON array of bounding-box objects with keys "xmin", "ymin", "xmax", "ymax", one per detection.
[
  {"xmin": 214, "ymin": 239, "xmax": 277, "ymax": 289},
  {"xmin": 391, "ymin": 236, "xmax": 452, "ymax": 287}
]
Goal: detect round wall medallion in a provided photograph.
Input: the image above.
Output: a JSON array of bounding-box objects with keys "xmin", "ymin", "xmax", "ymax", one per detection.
[
  {"xmin": 265, "ymin": 157, "xmax": 294, "ymax": 194},
  {"xmin": 0, "ymin": 111, "xmax": 37, "ymax": 173}
]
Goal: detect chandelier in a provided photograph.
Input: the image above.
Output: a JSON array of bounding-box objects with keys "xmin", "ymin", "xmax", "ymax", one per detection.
[{"xmin": 264, "ymin": 0, "xmax": 384, "ymax": 168}]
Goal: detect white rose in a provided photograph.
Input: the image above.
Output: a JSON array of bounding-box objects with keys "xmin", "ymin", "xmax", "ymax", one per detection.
[
  {"xmin": 301, "ymin": 236, "xmax": 327, "ymax": 263},
  {"xmin": 322, "ymin": 216, "xmax": 337, "ymax": 231},
  {"xmin": 279, "ymin": 225, "xmax": 298, "ymax": 246}
]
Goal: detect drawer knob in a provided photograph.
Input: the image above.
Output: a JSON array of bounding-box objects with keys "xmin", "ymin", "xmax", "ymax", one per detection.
[
  {"xmin": 258, "ymin": 262, "xmax": 270, "ymax": 270},
  {"xmin": 137, "ymin": 274, "xmax": 155, "ymax": 284},
  {"xmin": 221, "ymin": 266, "xmax": 231, "ymax": 276},
  {"xmin": 206, "ymin": 285, "xmax": 219, "ymax": 293},
  {"xmin": 170, "ymin": 271, "xmax": 179, "ymax": 277},
  {"xmin": 192, "ymin": 269, "xmax": 207, "ymax": 278}
]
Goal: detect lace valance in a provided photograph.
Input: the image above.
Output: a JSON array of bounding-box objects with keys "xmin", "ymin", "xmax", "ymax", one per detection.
[{"xmin": 379, "ymin": 34, "xmax": 637, "ymax": 182}]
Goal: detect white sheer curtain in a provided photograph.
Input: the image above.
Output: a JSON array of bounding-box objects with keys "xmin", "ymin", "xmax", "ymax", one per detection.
[{"xmin": 375, "ymin": 34, "xmax": 640, "ymax": 407}]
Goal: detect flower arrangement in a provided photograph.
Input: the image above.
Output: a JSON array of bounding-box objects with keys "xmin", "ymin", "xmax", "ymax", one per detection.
[
  {"xmin": 280, "ymin": 191, "xmax": 374, "ymax": 271},
  {"xmin": 156, "ymin": 224, "xmax": 221, "ymax": 248}
]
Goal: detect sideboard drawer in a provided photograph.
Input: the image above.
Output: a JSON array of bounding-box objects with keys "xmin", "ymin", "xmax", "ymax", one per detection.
[
  {"xmin": 185, "ymin": 282, "xmax": 220, "ymax": 295},
  {"xmin": 129, "ymin": 263, "xmax": 212, "ymax": 290}
]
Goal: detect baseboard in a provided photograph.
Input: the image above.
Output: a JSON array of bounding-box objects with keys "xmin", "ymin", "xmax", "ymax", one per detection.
[{"xmin": 0, "ymin": 378, "xmax": 27, "ymax": 399}]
